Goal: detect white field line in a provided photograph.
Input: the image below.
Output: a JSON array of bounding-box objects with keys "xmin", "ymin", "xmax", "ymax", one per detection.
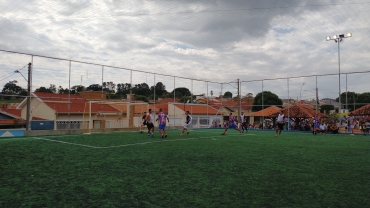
[
  {"xmin": 34, "ymin": 137, "xmax": 102, "ymax": 148},
  {"xmin": 34, "ymin": 133, "xmax": 255, "ymax": 149}
]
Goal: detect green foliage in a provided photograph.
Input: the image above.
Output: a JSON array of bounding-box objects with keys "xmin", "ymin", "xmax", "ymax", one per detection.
[
  {"xmin": 1, "ymin": 80, "xmax": 27, "ymax": 99},
  {"xmin": 150, "ymin": 82, "xmax": 168, "ymax": 98},
  {"xmin": 35, "ymin": 86, "xmax": 53, "ymax": 93},
  {"xmin": 252, "ymin": 91, "xmax": 283, "ymax": 111},
  {"xmin": 135, "ymin": 95, "xmax": 149, "ymax": 102},
  {"xmin": 355, "ymin": 92, "xmax": 370, "ymax": 109},
  {"xmin": 86, "ymin": 84, "xmax": 102, "ymax": 91},
  {"xmin": 223, "ymin": 91, "xmax": 232, "ymax": 98},
  {"xmin": 320, "ymin": 104, "xmax": 334, "ymax": 114},
  {"xmin": 132, "ymin": 83, "xmax": 150, "ymax": 97}
]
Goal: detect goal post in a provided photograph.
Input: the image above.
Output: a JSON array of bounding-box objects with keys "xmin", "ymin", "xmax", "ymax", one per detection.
[{"xmin": 81, "ymin": 101, "xmax": 148, "ymax": 133}]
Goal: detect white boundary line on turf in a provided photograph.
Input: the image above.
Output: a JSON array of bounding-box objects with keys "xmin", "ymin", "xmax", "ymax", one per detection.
[
  {"xmin": 34, "ymin": 134, "xmax": 255, "ymax": 149},
  {"xmin": 34, "ymin": 137, "xmax": 202, "ymax": 149},
  {"xmin": 34, "ymin": 137, "xmax": 102, "ymax": 149}
]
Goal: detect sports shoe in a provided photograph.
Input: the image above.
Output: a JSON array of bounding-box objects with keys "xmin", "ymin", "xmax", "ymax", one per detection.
[
  {"xmin": 161, "ymin": 135, "xmax": 164, "ymax": 138},
  {"xmin": 165, "ymin": 135, "xmax": 167, "ymax": 138},
  {"xmin": 187, "ymin": 131, "xmax": 189, "ymax": 135},
  {"xmin": 221, "ymin": 133, "xmax": 225, "ymax": 135}
]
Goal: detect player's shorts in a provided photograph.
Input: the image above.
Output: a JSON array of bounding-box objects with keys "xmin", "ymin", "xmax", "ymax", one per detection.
[
  {"xmin": 228, "ymin": 123, "xmax": 237, "ymax": 129},
  {"xmin": 277, "ymin": 122, "xmax": 284, "ymax": 130},
  {"xmin": 147, "ymin": 123, "xmax": 154, "ymax": 129},
  {"xmin": 183, "ymin": 123, "xmax": 191, "ymax": 129},
  {"xmin": 158, "ymin": 124, "xmax": 166, "ymax": 130}
]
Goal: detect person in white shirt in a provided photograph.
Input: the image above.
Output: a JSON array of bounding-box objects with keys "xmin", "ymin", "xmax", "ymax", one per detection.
[
  {"xmin": 319, "ymin": 122, "xmax": 327, "ymax": 134},
  {"xmin": 275, "ymin": 110, "xmax": 285, "ymax": 137}
]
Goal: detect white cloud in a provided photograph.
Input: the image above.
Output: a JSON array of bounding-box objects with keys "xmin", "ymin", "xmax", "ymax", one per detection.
[{"xmin": 0, "ymin": 0, "xmax": 369, "ymax": 101}]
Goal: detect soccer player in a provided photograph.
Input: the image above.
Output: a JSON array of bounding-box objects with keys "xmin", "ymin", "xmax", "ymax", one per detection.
[
  {"xmin": 179, "ymin": 111, "xmax": 192, "ymax": 136},
  {"xmin": 275, "ymin": 110, "xmax": 285, "ymax": 137},
  {"xmin": 240, "ymin": 111, "xmax": 248, "ymax": 133},
  {"xmin": 156, "ymin": 108, "xmax": 169, "ymax": 138},
  {"xmin": 221, "ymin": 112, "xmax": 242, "ymax": 135},
  {"xmin": 140, "ymin": 111, "xmax": 147, "ymax": 133},
  {"xmin": 146, "ymin": 109, "xmax": 155, "ymax": 137}
]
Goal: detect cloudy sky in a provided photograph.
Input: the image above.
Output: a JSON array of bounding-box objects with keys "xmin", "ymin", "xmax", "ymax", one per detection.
[{"xmin": 0, "ymin": 0, "xmax": 369, "ymax": 101}]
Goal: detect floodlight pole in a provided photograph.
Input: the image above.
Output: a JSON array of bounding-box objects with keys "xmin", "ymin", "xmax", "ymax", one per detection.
[{"xmin": 326, "ymin": 33, "xmax": 352, "ymax": 114}]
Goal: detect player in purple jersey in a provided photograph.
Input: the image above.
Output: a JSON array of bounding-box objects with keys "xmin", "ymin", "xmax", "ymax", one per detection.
[
  {"xmin": 221, "ymin": 113, "xmax": 242, "ymax": 135},
  {"xmin": 156, "ymin": 108, "xmax": 169, "ymax": 138}
]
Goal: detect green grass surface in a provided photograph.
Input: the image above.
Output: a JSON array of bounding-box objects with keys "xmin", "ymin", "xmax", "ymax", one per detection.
[{"xmin": 1, "ymin": 130, "xmax": 369, "ymax": 207}]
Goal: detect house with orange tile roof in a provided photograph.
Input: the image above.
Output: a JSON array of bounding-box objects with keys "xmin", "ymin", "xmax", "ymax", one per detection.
[
  {"xmin": 168, "ymin": 103, "xmax": 222, "ymax": 128},
  {"xmin": 0, "ymin": 107, "xmax": 26, "ymax": 129},
  {"xmin": 17, "ymin": 92, "xmax": 147, "ymax": 130}
]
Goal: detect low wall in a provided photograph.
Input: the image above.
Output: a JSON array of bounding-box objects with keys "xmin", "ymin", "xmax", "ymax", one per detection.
[
  {"xmin": 1, "ymin": 126, "xmax": 182, "ymax": 138},
  {"xmin": 0, "ymin": 129, "xmax": 25, "ymax": 137}
]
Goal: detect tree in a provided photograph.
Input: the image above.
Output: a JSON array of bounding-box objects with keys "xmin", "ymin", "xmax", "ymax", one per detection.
[
  {"xmin": 35, "ymin": 86, "xmax": 53, "ymax": 93},
  {"xmin": 135, "ymin": 95, "xmax": 149, "ymax": 102},
  {"xmin": 252, "ymin": 91, "xmax": 283, "ymax": 112},
  {"xmin": 246, "ymin": 93, "xmax": 254, "ymax": 99},
  {"xmin": 86, "ymin": 84, "xmax": 102, "ymax": 91},
  {"xmin": 132, "ymin": 83, "xmax": 150, "ymax": 96},
  {"xmin": 355, "ymin": 92, "xmax": 370, "ymax": 109},
  {"xmin": 337, "ymin": 91, "xmax": 358, "ymax": 111},
  {"xmin": 1, "ymin": 80, "xmax": 26, "ymax": 100},
  {"xmin": 150, "ymin": 82, "xmax": 168, "ymax": 98},
  {"xmin": 169, "ymin": 87, "xmax": 191, "ymax": 98},
  {"xmin": 223, "ymin": 91, "xmax": 232, "ymax": 98},
  {"xmin": 116, "ymin": 83, "xmax": 131, "ymax": 97},
  {"xmin": 320, "ymin": 104, "xmax": 335, "ymax": 114},
  {"xmin": 102, "ymin": 82, "xmax": 116, "ymax": 93},
  {"xmin": 71, "ymin": 85, "xmax": 86, "ymax": 93},
  {"xmin": 34, "ymin": 84, "xmax": 57, "ymax": 93},
  {"xmin": 58, "ymin": 86, "xmax": 70, "ymax": 94}
]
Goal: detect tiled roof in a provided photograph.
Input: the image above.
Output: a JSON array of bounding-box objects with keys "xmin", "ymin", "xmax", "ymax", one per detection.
[
  {"xmin": 149, "ymin": 104, "xmax": 168, "ymax": 114},
  {"xmin": 156, "ymin": 98, "xmax": 180, "ymax": 104},
  {"xmin": 34, "ymin": 92, "xmax": 84, "ymax": 102},
  {"xmin": 111, "ymin": 103, "xmax": 148, "ymax": 116},
  {"xmin": 174, "ymin": 104, "xmax": 220, "ymax": 115},
  {"xmin": 0, "ymin": 109, "xmax": 22, "ymax": 118},
  {"xmin": 349, "ymin": 104, "xmax": 370, "ymax": 116},
  {"xmin": 208, "ymin": 98, "xmax": 253, "ymax": 110},
  {"xmin": 278, "ymin": 105, "xmax": 327, "ymax": 118},
  {"xmin": 33, "ymin": 92, "xmax": 120, "ymax": 114},
  {"xmin": 32, "ymin": 117, "xmax": 48, "ymax": 120},
  {"xmin": 0, "ymin": 119, "xmax": 26, "ymax": 125},
  {"xmin": 250, "ymin": 106, "xmax": 282, "ymax": 117}
]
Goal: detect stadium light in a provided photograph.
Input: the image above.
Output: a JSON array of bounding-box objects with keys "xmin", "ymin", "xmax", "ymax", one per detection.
[{"xmin": 325, "ymin": 33, "xmax": 352, "ymax": 113}]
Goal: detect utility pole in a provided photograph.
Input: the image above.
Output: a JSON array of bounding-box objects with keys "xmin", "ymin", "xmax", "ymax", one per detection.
[
  {"xmin": 26, "ymin": 63, "xmax": 32, "ymax": 130},
  {"xmin": 238, "ymin": 79, "xmax": 241, "ymax": 124}
]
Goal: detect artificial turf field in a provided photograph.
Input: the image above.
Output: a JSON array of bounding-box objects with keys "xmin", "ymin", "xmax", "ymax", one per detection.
[{"xmin": 0, "ymin": 129, "xmax": 369, "ymax": 207}]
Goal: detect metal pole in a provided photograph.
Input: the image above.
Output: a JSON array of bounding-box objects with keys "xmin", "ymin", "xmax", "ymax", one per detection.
[
  {"xmin": 262, "ymin": 80, "xmax": 264, "ymax": 129},
  {"xmin": 316, "ymin": 76, "xmax": 318, "ymax": 116},
  {"xmin": 68, "ymin": 61, "xmax": 71, "ymax": 131},
  {"xmin": 26, "ymin": 62, "xmax": 32, "ymax": 130},
  {"xmin": 206, "ymin": 81, "xmax": 209, "ymax": 115},
  {"xmin": 102, "ymin": 66, "xmax": 104, "ymax": 99},
  {"xmin": 287, "ymin": 78, "xmax": 289, "ymax": 131},
  {"xmin": 338, "ymin": 40, "xmax": 341, "ymax": 114},
  {"xmin": 238, "ymin": 79, "xmax": 241, "ymax": 124},
  {"xmin": 130, "ymin": 70, "xmax": 132, "ymax": 102},
  {"xmin": 346, "ymin": 74, "xmax": 348, "ymax": 110},
  {"xmin": 173, "ymin": 76, "xmax": 175, "ymax": 120}
]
